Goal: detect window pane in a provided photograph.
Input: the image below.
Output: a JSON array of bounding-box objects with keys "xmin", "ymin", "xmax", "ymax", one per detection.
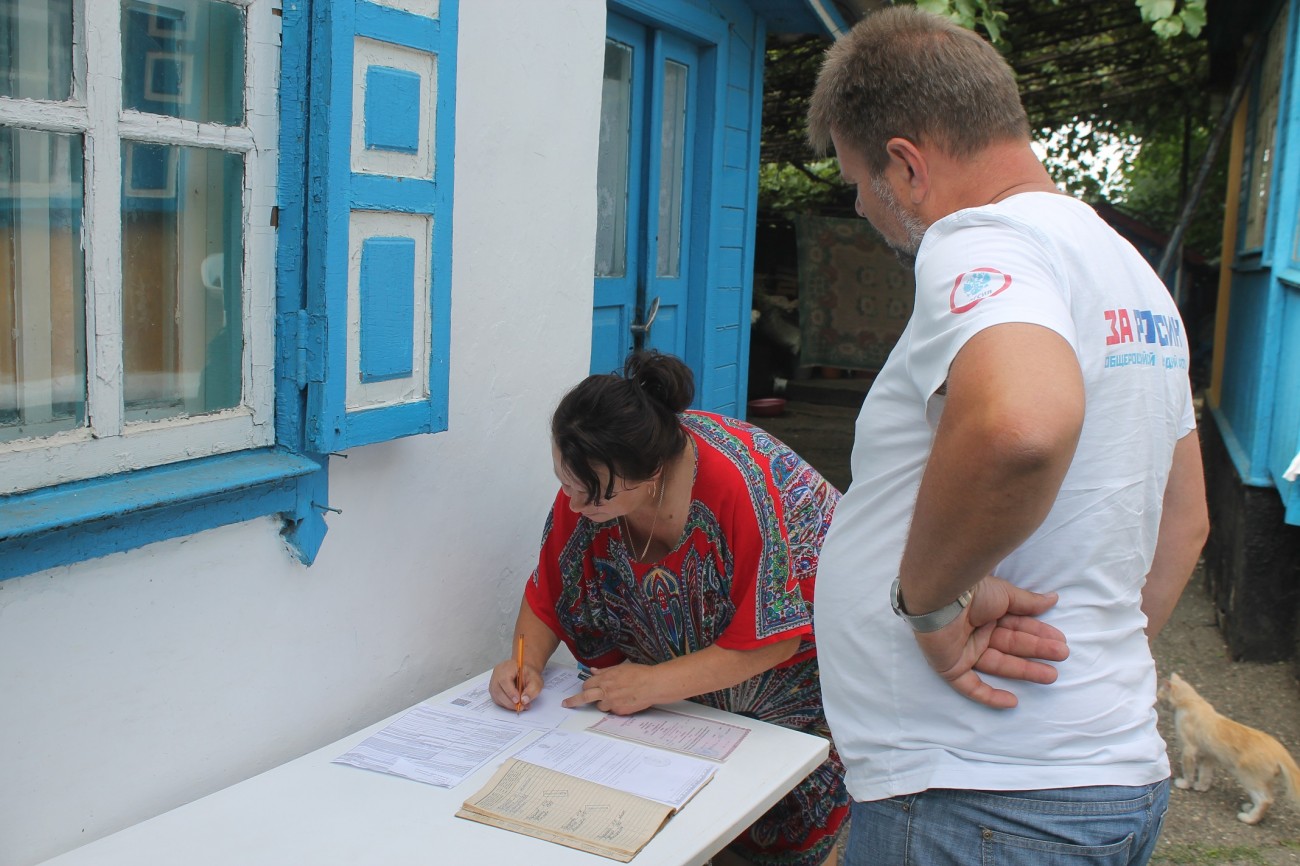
[
  {"xmin": 656, "ymin": 61, "xmax": 687, "ymax": 279},
  {"xmin": 0, "ymin": 127, "xmax": 86, "ymax": 443},
  {"xmin": 122, "ymin": 143, "xmax": 243, "ymax": 422},
  {"xmin": 1244, "ymin": 4, "xmax": 1287, "ymax": 251},
  {"xmin": 0, "ymin": 0, "xmax": 73, "ymax": 101},
  {"xmin": 122, "ymin": 0, "xmax": 245, "ymax": 125},
  {"xmin": 595, "ymin": 40, "xmax": 633, "ymax": 279}
]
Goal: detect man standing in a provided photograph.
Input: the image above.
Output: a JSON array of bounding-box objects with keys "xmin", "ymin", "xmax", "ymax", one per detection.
[{"xmin": 808, "ymin": 7, "xmax": 1209, "ymax": 865}]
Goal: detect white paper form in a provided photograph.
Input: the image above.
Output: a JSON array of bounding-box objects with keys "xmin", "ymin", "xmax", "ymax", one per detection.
[
  {"xmin": 437, "ymin": 664, "xmax": 584, "ymax": 730},
  {"xmin": 512, "ymin": 729, "xmax": 716, "ymax": 809},
  {"xmin": 588, "ymin": 707, "xmax": 750, "ymax": 761},
  {"xmin": 332, "ymin": 705, "xmax": 530, "ymax": 788}
]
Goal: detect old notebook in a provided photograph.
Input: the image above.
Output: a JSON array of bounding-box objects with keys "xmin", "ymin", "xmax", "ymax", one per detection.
[{"xmin": 456, "ymin": 758, "xmax": 677, "ymax": 861}]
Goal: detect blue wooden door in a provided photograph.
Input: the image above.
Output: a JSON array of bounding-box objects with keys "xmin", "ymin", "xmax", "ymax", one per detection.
[{"xmin": 593, "ymin": 13, "xmax": 700, "ymax": 376}]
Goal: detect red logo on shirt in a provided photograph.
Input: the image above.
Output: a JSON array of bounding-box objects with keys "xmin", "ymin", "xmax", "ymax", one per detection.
[{"xmin": 950, "ymin": 268, "xmax": 1012, "ymax": 313}]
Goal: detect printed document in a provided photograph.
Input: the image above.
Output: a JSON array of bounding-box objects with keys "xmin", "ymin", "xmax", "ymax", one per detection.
[
  {"xmin": 332, "ymin": 705, "xmax": 529, "ymax": 788},
  {"xmin": 512, "ymin": 729, "xmax": 715, "ymax": 809},
  {"xmin": 438, "ymin": 664, "xmax": 582, "ymax": 730},
  {"xmin": 589, "ymin": 707, "xmax": 750, "ymax": 760}
]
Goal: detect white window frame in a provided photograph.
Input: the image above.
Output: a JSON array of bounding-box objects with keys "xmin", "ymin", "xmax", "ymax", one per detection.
[{"xmin": 0, "ymin": 0, "xmax": 278, "ymax": 496}]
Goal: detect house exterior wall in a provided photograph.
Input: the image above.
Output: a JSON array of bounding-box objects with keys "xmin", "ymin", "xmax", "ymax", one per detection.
[
  {"xmin": 1204, "ymin": 0, "xmax": 1300, "ymax": 663},
  {"xmin": 0, "ymin": 2, "xmax": 604, "ymax": 863}
]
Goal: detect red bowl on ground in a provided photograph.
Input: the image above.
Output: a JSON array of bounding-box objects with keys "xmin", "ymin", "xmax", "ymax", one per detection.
[{"xmin": 747, "ymin": 397, "xmax": 787, "ymax": 417}]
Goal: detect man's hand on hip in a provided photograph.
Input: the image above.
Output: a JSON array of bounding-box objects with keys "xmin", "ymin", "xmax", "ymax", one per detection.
[{"xmin": 913, "ymin": 575, "xmax": 1069, "ymax": 709}]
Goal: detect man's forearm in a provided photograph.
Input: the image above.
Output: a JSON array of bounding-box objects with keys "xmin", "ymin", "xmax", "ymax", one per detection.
[{"xmin": 1142, "ymin": 431, "xmax": 1209, "ymax": 637}]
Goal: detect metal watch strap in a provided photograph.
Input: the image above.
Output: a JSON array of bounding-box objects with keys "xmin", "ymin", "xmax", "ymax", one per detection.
[{"xmin": 890, "ymin": 577, "xmax": 974, "ymax": 633}]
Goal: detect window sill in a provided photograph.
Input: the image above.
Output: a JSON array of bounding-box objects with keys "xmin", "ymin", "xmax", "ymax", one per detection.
[{"xmin": 0, "ymin": 448, "xmax": 324, "ymax": 581}]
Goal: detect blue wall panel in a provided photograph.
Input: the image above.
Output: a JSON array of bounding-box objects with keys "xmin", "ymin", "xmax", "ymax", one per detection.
[
  {"xmin": 359, "ymin": 236, "xmax": 416, "ymax": 382},
  {"xmin": 1271, "ymin": 283, "xmax": 1300, "ymax": 517},
  {"xmin": 1219, "ymin": 268, "xmax": 1273, "ymax": 480},
  {"xmin": 364, "ymin": 66, "xmax": 421, "ymax": 153}
]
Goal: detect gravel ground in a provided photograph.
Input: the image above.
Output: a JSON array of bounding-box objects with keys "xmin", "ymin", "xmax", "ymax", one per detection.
[{"xmin": 759, "ymin": 397, "xmax": 1300, "ymax": 865}]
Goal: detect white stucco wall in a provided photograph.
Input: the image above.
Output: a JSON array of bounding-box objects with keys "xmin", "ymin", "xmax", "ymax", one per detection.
[{"xmin": 0, "ymin": 3, "xmax": 604, "ymax": 864}]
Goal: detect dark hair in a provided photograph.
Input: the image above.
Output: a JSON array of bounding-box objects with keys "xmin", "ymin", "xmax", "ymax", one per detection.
[
  {"xmin": 552, "ymin": 351, "xmax": 694, "ymax": 505},
  {"xmin": 806, "ymin": 6, "xmax": 1029, "ymax": 173}
]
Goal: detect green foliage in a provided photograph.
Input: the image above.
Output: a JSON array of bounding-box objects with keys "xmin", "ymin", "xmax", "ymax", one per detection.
[
  {"xmin": 759, "ymin": 0, "xmax": 1219, "ymax": 252},
  {"xmin": 1034, "ymin": 113, "xmax": 1228, "ymax": 260},
  {"xmin": 1036, "ymin": 122, "xmax": 1141, "ymax": 201},
  {"xmin": 757, "ymin": 160, "xmax": 846, "ymax": 216},
  {"xmin": 1117, "ymin": 115, "xmax": 1228, "ymax": 259},
  {"xmin": 916, "ymin": 0, "xmax": 1206, "ymax": 43},
  {"xmin": 1137, "ymin": 0, "xmax": 1207, "ymax": 39},
  {"xmin": 915, "ymin": 0, "xmax": 1013, "ymax": 44}
]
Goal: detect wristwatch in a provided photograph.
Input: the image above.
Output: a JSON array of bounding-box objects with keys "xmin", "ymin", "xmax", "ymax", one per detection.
[{"xmin": 890, "ymin": 577, "xmax": 974, "ymax": 633}]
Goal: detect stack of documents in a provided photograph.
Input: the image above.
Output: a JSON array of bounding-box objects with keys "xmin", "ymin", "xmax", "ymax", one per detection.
[
  {"xmin": 331, "ymin": 667, "xmax": 752, "ymax": 861},
  {"xmin": 456, "ymin": 729, "xmax": 718, "ymax": 862},
  {"xmin": 332, "ymin": 665, "xmax": 584, "ymax": 788}
]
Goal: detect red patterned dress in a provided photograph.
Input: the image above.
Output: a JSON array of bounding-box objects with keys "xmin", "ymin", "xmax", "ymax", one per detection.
[{"xmin": 526, "ymin": 411, "xmax": 848, "ymax": 866}]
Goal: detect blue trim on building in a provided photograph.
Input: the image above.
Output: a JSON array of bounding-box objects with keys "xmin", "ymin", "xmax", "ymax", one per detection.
[
  {"xmin": 306, "ymin": 0, "xmax": 456, "ymax": 453},
  {"xmin": 360, "ymin": 237, "xmax": 418, "ymax": 383},
  {"xmin": 1218, "ymin": 0, "xmax": 1300, "ymax": 524},
  {"xmin": 0, "ymin": 0, "xmax": 340, "ymax": 581},
  {"xmin": 0, "ymin": 450, "xmax": 320, "ymax": 581},
  {"xmin": 355, "ymin": 0, "xmax": 439, "ymax": 50},
  {"xmin": 364, "ymin": 66, "xmax": 422, "ymax": 154}
]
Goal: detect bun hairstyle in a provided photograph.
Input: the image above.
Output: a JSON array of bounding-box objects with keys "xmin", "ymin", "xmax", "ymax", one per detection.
[{"xmin": 552, "ymin": 351, "xmax": 694, "ymax": 505}]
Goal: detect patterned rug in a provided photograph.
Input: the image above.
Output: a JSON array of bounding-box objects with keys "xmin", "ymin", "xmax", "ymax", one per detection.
[{"xmin": 794, "ymin": 215, "xmax": 914, "ymax": 373}]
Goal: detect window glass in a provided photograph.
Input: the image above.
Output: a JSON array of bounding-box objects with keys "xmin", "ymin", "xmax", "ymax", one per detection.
[
  {"xmin": 0, "ymin": 0, "xmax": 73, "ymax": 101},
  {"xmin": 121, "ymin": 0, "xmax": 245, "ymax": 126},
  {"xmin": 0, "ymin": 0, "xmax": 273, "ymax": 496},
  {"xmin": 1244, "ymin": 3, "xmax": 1288, "ymax": 251},
  {"xmin": 656, "ymin": 60, "xmax": 687, "ymax": 279},
  {"xmin": 0, "ymin": 127, "xmax": 85, "ymax": 443},
  {"xmin": 595, "ymin": 40, "xmax": 633, "ymax": 279},
  {"xmin": 122, "ymin": 144, "xmax": 243, "ymax": 421}
]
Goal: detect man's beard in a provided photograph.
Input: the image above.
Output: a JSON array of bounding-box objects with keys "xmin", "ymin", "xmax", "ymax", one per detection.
[{"xmin": 870, "ymin": 174, "xmax": 927, "ymax": 269}]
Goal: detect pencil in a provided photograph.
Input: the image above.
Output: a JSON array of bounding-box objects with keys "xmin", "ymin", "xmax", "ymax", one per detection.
[{"xmin": 514, "ymin": 633, "xmax": 525, "ymax": 714}]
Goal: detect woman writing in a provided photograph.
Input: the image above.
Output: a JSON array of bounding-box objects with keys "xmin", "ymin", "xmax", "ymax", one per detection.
[{"xmin": 489, "ymin": 351, "xmax": 847, "ymax": 866}]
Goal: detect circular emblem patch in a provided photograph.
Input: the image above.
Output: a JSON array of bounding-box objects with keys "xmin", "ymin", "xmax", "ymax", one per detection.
[{"xmin": 949, "ymin": 268, "xmax": 1012, "ymax": 313}]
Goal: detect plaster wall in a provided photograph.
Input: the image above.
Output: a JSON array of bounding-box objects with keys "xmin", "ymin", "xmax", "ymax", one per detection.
[{"xmin": 0, "ymin": 2, "xmax": 604, "ymax": 863}]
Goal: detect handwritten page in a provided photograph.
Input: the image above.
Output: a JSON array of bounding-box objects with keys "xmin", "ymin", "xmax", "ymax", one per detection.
[
  {"xmin": 588, "ymin": 707, "xmax": 750, "ymax": 761},
  {"xmin": 457, "ymin": 759, "xmax": 674, "ymax": 862},
  {"xmin": 512, "ymin": 729, "xmax": 715, "ymax": 809},
  {"xmin": 437, "ymin": 664, "xmax": 582, "ymax": 730},
  {"xmin": 332, "ymin": 705, "xmax": 529, "ymax": 788}
]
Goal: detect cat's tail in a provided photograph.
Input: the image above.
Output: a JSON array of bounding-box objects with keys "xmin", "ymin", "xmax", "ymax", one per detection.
[{"xmin": 1281, "ymin": 749, "xmax": 1300, "ymax": 806}]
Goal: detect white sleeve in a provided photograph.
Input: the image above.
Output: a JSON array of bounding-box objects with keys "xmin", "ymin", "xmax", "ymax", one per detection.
[{"xmin": 905, "ymin": 215, "xmax": 1079, "ymax": 401}]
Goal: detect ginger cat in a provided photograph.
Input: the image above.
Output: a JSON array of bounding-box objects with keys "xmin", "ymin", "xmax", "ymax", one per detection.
[{"xmin": 1159, "ymin": 672, "xmax": 1300, "ymax": 824}]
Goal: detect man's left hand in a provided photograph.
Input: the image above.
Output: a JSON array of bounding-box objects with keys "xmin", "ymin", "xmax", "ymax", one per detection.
[{"xmin": 913, "ymin": 575, "xmax": 1069, "ymax": 709}]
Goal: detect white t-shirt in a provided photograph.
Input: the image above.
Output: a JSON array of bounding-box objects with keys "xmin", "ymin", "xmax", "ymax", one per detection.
[{"xmin": 815, "ymin": 192, "xmax": 1195, "ymax": 801}]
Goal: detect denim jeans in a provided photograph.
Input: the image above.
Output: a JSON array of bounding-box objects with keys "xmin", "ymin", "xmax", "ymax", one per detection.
[{"xmin": 845, "ymin": 779, "xmax": 1170, "ymax": 866}]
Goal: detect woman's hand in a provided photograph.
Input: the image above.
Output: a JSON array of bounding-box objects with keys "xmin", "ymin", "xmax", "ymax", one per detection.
[
  {"xmin": 488, "ymin": 657, "xmax": 545, "ymax": 711},
  {"xmin": 561, "ymin": 662, "xmax": 658, "ymax": 715},
  {"xmin": 561, "ymin": 638, "xmax": 801, "ymax": 715}
]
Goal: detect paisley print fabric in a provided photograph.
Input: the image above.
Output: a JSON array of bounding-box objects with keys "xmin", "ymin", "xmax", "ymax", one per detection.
[{"xmin": 526, "ymin": 411, "xmax": 847, "ymax": 865}]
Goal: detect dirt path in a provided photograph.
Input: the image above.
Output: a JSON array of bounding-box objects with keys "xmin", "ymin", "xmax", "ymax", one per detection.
[{"xmin": 1152, "ymin": 582, "xmax": 1300, "ymax": 864}]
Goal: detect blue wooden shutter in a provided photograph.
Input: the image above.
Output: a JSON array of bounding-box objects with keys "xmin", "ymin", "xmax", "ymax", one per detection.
[{"xmin": 304, "ymin": 0, "xmax": 456, "ymax": 452}]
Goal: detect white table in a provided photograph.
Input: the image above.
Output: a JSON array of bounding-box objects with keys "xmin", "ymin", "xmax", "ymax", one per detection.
[{"xmin": 39, "ymin": 671, "xmax": 829, "ymax": 865}]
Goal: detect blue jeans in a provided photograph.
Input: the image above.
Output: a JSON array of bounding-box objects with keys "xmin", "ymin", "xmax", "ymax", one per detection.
[{"xmin": 845, "ymin": 779, "xmax": 1170, "ymax": 866}]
